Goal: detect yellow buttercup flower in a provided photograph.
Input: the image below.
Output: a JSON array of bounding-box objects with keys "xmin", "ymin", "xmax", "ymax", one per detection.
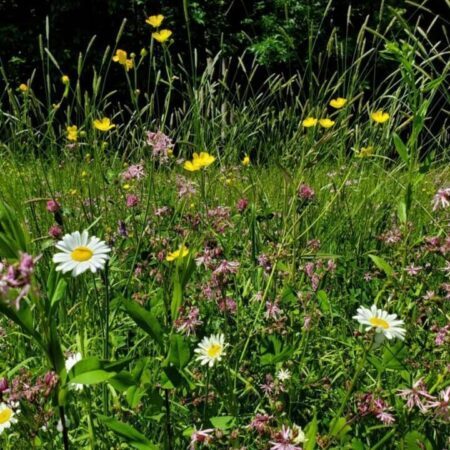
[
  {"xmin": 140, "ymin": 48, "xmax": 148, "ymax": 57},
  {"xmin": 152, "ymin": 29, "xmax": 172, "ymax": 43},
  {"xmin": 329, "ymin": 97, "xmax": 347, "ymax": 109},
  {"xmin": 61, "ymin": 75, "xmax": 70, "ymax": 85},
  {"xmin": 166, "ymin": 244, "xmax": 189, "ymax": 262},
  {"xmin": 242, "ymin": 155, "xmax": 250, "ymax": 166},
  {"xmin": 319, "ymin": 118, "xmax": 335, "ymax": 128},
  {"xmin": 183, "ymin": 160, "xmax": 202, "ymax": 172},
  {"xmin": 183, "ymin": 152, "xmax": 216, "ymax": 171},
  {"xmin": 93, "ymin": 117, "xmax": 115, "ymax": 132},
  {"xmin": 371, "ymin": 110, "xmax": 390, "ymax": 123},
  {"xmin": 355, "ymin": 146, "xmax": 374, "ymax": 158},
  {"xmin": 113, "ymin": 49, "xmax": 128, "ymax": 65},
  {"xmin": 66, "ymin": 125, "xmax": 78, "ymax": 142},
  {"xmin": 302, "ymin": 117, "xmax": 318, "ymax": 128},
  {"xmin": 146, "ymin": 14, "xmax": 164, "ymax": 28},
  {"xmin": 125, "ymin": 59, "xmax": 134, "ymax": 71},
  {"xmin": 19, "ymin": 83, "xmax": 28, "ymax": 92},
  {"xmin": 113, "ymin": 50, "xmax": 134, "ymax": 71}
]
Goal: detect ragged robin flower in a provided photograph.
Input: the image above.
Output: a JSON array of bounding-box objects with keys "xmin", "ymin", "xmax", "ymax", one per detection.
[
  {"xmin": 146, "ymin": 14, "xmax": 164, "ymax": 28},
  {"xmin": 152, "ymin": 29, "xmax": 172, "ymax": 43}
]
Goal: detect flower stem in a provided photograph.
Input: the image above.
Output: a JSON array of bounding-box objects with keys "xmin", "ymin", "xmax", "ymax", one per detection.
[{"xmin": 102, "ymin": 262, "xmax": 110, "ymax": 415}]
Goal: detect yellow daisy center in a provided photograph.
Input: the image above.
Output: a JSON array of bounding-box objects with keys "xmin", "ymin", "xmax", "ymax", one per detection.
[
  {"xmin": 71, "ymin": 246, "xmax": 93, "ymax": 262},
  {"xmin": 0, "ymin": 407, "xmax": 12, "ymax": 424},
  {"xmin": 207, "ymin": 344, "xmax": 222, "ymax": 358},
  {"xmin": 369, "ymin": 317, "xmax": 389, "ymax": 329}
]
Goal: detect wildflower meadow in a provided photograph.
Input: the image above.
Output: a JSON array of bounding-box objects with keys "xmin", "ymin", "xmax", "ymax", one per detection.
[{"xmin": 0, "ymin": 1, "xmax": 449, "ymax": 449}]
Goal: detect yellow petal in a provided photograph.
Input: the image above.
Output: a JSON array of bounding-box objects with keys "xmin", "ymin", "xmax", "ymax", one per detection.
[
  {"xmin": 302, "ymin": 117, "xmax": 318, "ymax": 127},
  {"xmin": 329, "ymin": 97, "xmax": 347, "ymax": 109},
  {"xmin": 371, "ymin": 110, "xmax": 390, "ymax": 123},
  {"xmin": 319, "ymin": 118, "xmax": 335, "ymax": 128},
  {"xmin": 146, "ymin": 14, "xmax": 164, "ymax": 28},
  {"xmin": 152, "ymin": 29, "xmax": 172, "ymax": 43}
]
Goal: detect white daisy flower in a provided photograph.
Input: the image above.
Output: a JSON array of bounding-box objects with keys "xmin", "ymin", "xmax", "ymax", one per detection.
[
  {"xmin": 53, "ymin": 230, "xmax": 111, "ymax": 277},
  {"xmin": 353, "ymin": 304, "xmax": 405, "ymax": 341},
  {"xmin": 0, "ymin": 402, "xmax": 18, "ymax": 434},
  {"xmin": 194, "ymin": 334, "xmax": 227, "ymax": 368},
  {"xmin": 65, "ymin": 352, "xmax": 84, "ymax": 391}
]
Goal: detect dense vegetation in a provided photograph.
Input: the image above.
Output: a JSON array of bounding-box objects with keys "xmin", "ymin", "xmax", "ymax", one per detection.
[{"xmin": 0, "ymin": 1, "xmax": 449, "ymax": 449}]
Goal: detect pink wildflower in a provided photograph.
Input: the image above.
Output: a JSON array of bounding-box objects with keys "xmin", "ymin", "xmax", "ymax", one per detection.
[
  {"xmin": 190, "ymin": 428, "xmax": 214, "ymax": 449},
  {"xmin": 397, "ymin": 378, "xmax": 435, "ymax": 413},
  {"xmin": 432, "ymin": 188, "xmax": 450, "ymax": 211},
  {"xmin": 270, "ymin": 425, "xmax": 302, "ymax": 450},
  {"xmin": 46, "ymin": 199, "xmax": 60, "ymax": 213},
  {"xmin": 121, "ymin": 164, "xmax": 145, "ymax": 181},
  {"xmin": 126, "ymin": 194, "xmax": 140, "ymax": 208}
]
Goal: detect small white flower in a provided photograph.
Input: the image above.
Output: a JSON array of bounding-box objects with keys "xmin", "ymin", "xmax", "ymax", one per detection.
[
  {"xmin": 194, "ymin": 334, "xmax": 227, "ymax": 368},
  {"xmin": 53, "ymin": 230, "xmax": 111, "ymax": 277},
  {"xmin": 0, "ymin": 402, "xmax": 18, "ymax": 434},
  {"xmin": 292, "ymin": 424, "xmax": 307, "ymax": 444},
  {"xmin": 57, "ymin": 418, "xmax": 70, "ymax": 433},
  {"xmin": 353, "ymin": 305, "xmax": 405, "ymax": 340},
  {"xmin": 65, "ymin": 352, "xmax": 84, "ymax": 391},
  {"xmin": 276, "ymin": 368, "xmax": 291, "ymax": 382}
]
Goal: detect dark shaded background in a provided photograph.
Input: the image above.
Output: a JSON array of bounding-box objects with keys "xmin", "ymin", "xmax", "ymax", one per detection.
[{"xmin": 0, "ymin": 0, "xmax": 448, "ymax": 131}]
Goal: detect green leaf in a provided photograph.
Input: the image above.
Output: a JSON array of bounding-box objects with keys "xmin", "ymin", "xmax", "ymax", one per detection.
[
  {"xmin": 67, "ymin": 357, "xmax": 132, "ymax": 384},
  {"xmin": 0, "ymin": 202, "xmax": 29, "ymax": 258},
  {"xmin": 171, "ymin": 270, "xmax": 183, "ymax": 322},
  {"xmin": 50, "ymin": 278, "xmax": 67, "ymax": 314},
  {"xmin": 108, "ymin": 371, "xmax": 136, "ymax": 392},
  {"xmin": 403, "ymin": 431, "xmax": 433, "ymax": 450},
  {"xmin": 329, "ymin": 417, "xmax": 351, "ymax": 442},
  {"xmin": 209, "ymin": 416, "xmax": 236, "ymax": 430},
  {"xmin": 98, "ymin": 415, "xmax": 159, "ymax": 449},
  {"xmin": 317, "ymin": 290, "xmax": 331, "ymax": 313},
  {"xmin": 368, "ymin": 254, "xmax": 394, "ymax": 277},
  {"xmin": 122, "ymin": 298, "xmax": 164, "ymax": 348},
  {"xmin": 397, "ymin": 200, "xmax": 407, "ymax": 224},
  {"xmin": 166, "ymin": 334, "xmax": 191, "ymax": 369},
  {"xmin": 70, "ymin": 369, "xmax": 117, "ymax": 385},
  {"xmin": 392, "ymin": 133, "xmax": 409, "ymax": 164},
  {"xmin": 304, "ymin": 414, "xmax": 318, "ymax": 450},
  {"xmin": 382, "ymin": 341, "xmax": 407, "ymax": 370}
]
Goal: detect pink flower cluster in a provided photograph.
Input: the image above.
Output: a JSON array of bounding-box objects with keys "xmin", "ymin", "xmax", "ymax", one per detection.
[
  {"xmin": 174, "ymin": 306, "xmax": 203, "ymax": 336},
  {"xmin": 432, "ymin": 188, "xmax": 450, "ymax": 211},
  {"xmin": 146, "ymin": 131, "xmax": 173, "ymax": 163},
  {"xmin": 0, "ymin": 253, "xmax": 37, "ymax": 309},
  {"xmin": 303, "ymin": 259, "xmax": 336, "ymax": 291},
  {"xmin": 269, "ymin": 425, "xmax": 303, "ymax": 450},
  {"xmin": 0, "ymin": 370, "xmax": 59, "ymax": 403},
  {"xmin": 121, "ymin": 163, "xmax": 146, "ymax": 181},
  {"xmin": 357, "ymin": 393, "xmax": 395, "ymax": 425}
]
